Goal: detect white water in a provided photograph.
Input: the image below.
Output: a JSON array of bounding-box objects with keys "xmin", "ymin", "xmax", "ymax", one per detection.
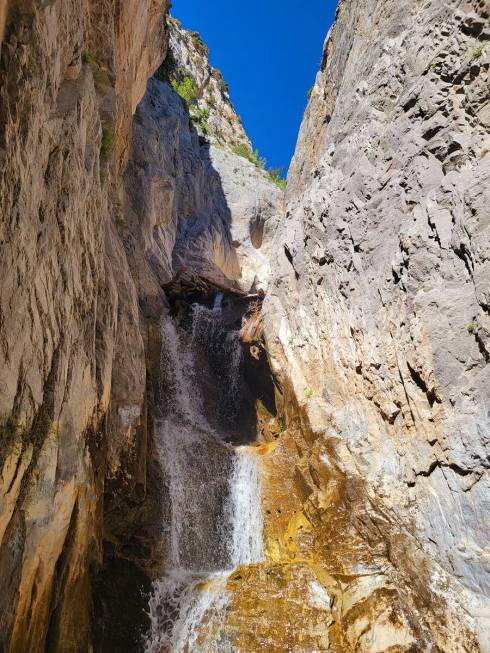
[
  {"xmin": 145, "ymin": 305, "xmax": 262, "ymax": 653},
  {"xmin": 229, "ymin": 447, "xmax": 263, "ymax": 566},
  {"xmin": 213, "ymin": 291, "xmax": 224, "ymax": 312}
]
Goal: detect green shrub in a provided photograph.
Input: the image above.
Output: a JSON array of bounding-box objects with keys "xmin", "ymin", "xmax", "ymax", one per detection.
[
  {"xmin": 171, "ymin": 75, "xmax": 198, "ymax": 106},
  {"xmin": 115, "ymin": 215, "xmax": 128, "ymax": 231},
  {"xmin": 100, "ymin": 123, "xmax": 114, "ymax": 164},
  {"xmin": 305, "ymin": 387, "xmax": 314, "ymax": 399},
  {"xmin": 267, "ymin": 167, "xmax": 286, "ymax": 190},
  {"xmin": 307, "ymin": 85, "xmax": 314, "ymax": 99},
  {"xmin": 0, "ymin": 410, "xmax": 54, "ymax": 465},
  {"xmin": 0, "ymin": 416, "xmax": 22, "ymax": 460},
  {"xmin": 168, "ymin": 16, "xmax": 182, "ymax": 28},
  {"xmin": 82, "ymin": 51, "xmax": 95, "ymax": 66},
  {"xmin": 472, "ymin": 43, "xmax": 486, "ymax": 60},
  {"xmin": 99, "ymin": 122, "xmax": 114, "ymax": 182},
  {"xmin": 190, "ymin": 106, "xmax": 210, "ymax": 136},
  {"xmin": 218, "ymin": 78, "xmax": 229, "ymax": 95},
  {"xmin": 231, "ymin": 143, "xmax": 266, "ymax": 169},
  {"xmin": 212, "ymin": 68, "xmax": 229, "ymax": 95},
  {"xmin": 232, "ymin": 144, "xmax": 286, "ymax": 187},
  {"xmin": 27, "ymin": 55, "xmax": 41, "ymax": 79},
  {"xmin": 30, "ymin": 412, "xmax": 52, "ymax": 451},
  {"xmin": 190, "ymin": 31, "xmax": 209, "ymax": 57},
  {"xmin": 467, "ymin": 322, "xmax": 476, "ymax": 334}
]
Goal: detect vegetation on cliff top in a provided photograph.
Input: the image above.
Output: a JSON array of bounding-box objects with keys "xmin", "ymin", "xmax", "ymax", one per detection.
[
  {"xmin": 161, "ymin": 23, "xmax": 285, "ymax": 186},
  {"xmin": 231, "ymin": 143, "xmax": 286, "ymax": 189}
]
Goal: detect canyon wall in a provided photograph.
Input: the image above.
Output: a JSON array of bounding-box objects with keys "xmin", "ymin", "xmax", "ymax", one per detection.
[
  {"xmin": 0, "ymin": 0, "xmax": 489, "ymax": 651},
  {"xmin": 0, "ymin": 2, "xmax": 170, "ymax": 650},
  {"xmin": 263, "ymin": 0, "xmax": 490, "ymax": 650},
  {"xmin": 0, "ymin": 6, "xmax": 281, "ymax": 651}
]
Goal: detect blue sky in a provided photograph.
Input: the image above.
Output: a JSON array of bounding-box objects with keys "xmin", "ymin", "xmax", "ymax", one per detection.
[{"xmin": 171, "ymin": 1, "xmax": 338, "ymax": 174}]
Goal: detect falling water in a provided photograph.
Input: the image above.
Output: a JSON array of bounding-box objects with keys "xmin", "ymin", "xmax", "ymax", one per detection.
[
  {"xmin": 212, "ymin": 291, "xmax": 224, "ymax": 312},
  {"xmin": 229, "ymin": 447, "xmax": 263, "ymax": 566},
  {"xmin": 145, "ymin": 302, "xmax": 262, "ymax": 653}
]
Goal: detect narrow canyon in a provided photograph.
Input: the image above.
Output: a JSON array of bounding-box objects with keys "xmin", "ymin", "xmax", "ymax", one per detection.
[{"xmin": 0, "ymin": 1, "xmax": 489, "ymax": 651}]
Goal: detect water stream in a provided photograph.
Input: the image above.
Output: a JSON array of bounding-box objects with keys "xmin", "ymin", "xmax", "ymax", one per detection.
[{"xmin": 145, "ymin": 302, "xmax": 263, "ymax": 653}]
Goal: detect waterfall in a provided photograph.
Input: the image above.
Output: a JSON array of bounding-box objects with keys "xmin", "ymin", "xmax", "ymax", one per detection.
[
  {"xmin": 229, "ymin": 447, "xmax": 263, "ymax": 566},
  {"xmin": 212, "ymin": 291, "xmax": 224, "ymax": 312},
  {"xmin": 145, "ymin": 305, "xmax": 262, "ymax": 653}
]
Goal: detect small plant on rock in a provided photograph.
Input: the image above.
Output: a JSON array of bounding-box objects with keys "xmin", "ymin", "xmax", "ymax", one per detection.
[
  {"xmin": 168, "ymin": 16, "xmax": 182, "ymax": 28},
  {"xmin": 231, "ymin": 143, "xmax": 266, "ymax": 169},
  {"xmin": 267, "ymin": 166, "xmax": 287, "ymax": 190},
  {"xmin": 171, "ymin": 75, "xmax": 198, "ymax": 106},
  {"xmin": 190, "ymin": 31, "xmax": 209, "ymax": 57},
  {"xmin": 99, "ymin": 121, "xmax": 114, "ymax": 182},
  {"xmin": 218, "ymin": 78, "xmax": 229, "ymax": 95},
  {"xmin": 190, "ymin": 106, "xmax": 210, "ymax": 136},
  {"xmin": 212, "ymin": 69, "xmax": 229, "ymax": 95},
  {"xmin": 0, "ymin": 416, "xmax": 23, "ymax": 462},
  {"xmin": 305, "ymin": 387, "xmax": 314, "ymax": 400},
  {"xmin": 115, "ymin": 214, "xmax": 128, "ymax": 231},
  {"xmin": 100, "ymin": 123, "xmax": 114, "ymax": 163},
  {"xmin": 467, "ymin": 322, "xmax": 476, "ymax": 334},
  {"xmin": 27, "ymin": 55, "xmax": 41, "ymax": 79},
  {"xmin": 472, "ymin": 42, "xmax": 486, "ymax": 60}
]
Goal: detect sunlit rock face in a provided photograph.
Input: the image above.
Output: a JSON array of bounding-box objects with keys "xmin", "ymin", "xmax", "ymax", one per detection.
[
  {"xmin": 263, "ymin": 0, "xmax": 490, "ymax": 649},
  {"xmin": 156, "ymin": 20, "xmax": 284, "ymax": 293},
  {"xmin": 0, "ymin": 1, "xmax": 168, "ymax": 650}
]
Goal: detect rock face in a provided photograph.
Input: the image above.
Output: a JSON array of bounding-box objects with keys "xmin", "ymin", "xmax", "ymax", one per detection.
[
  {"xmin": 0, "ymin": 7, "xmax": 282, "ymax": 652},
  {"xmin": 151, "ymin": 20, "xmax": 283, "ymax": 293},
  {"xmin": 167, "ymin": 20, "xmax": 251, "ymax": 149},
  {"xmin": 0, "ymin": 2, "xmax": 168, "ymax": 651},
  {"xmin": 263, "ymin": 0, "xmax": 490, "ymax": 649}
]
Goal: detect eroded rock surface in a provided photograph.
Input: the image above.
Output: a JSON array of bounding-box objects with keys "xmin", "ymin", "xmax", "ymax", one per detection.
[
  {"xmin": 0, "ymin": 2, "xmax": 168, "ymax": 650},
  {"xmin": 120, "ymin": 20, "xmax": 283, "ymax": 305},
  {"xmin": 263, "ymin": 0, "xmax": 490, "ymax": 649},
  {"xmin": 0, "ymin": 7, "xmax": 282, "ymax": 651}
]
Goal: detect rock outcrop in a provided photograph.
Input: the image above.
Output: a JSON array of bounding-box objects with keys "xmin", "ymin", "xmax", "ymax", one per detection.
[
  {"xmin": 154, "ymin": 20, "xmax": 284, "ymax": 293},
  {"xmin": 263, "ymin": 0, "xmax": 490, "ymax": 649}
]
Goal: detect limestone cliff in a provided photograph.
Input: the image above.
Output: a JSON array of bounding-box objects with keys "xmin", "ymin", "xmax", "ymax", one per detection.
[
  {"xmin": 263, "ymin": 0, "xmax": 490, "ymax": 650},
  {"xmin": 154, "ymin": 19, "xmax": 284, "ymax": 293},
  {"xmin": 0, "ymin": 7, "xmax": 282, "ymax": 652},
  {"xmin": 0, "ymin": 2, "xmax": 169, "ymax": 650}
]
